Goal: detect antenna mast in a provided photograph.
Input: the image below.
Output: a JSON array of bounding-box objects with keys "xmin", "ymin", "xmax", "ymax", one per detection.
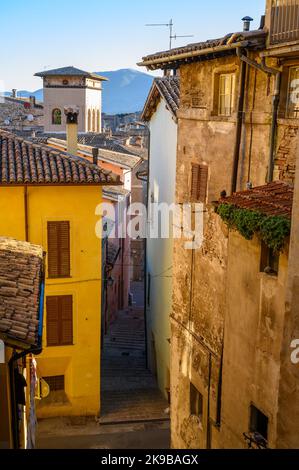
[{"xmin": 145, "ymin": 19, "xmax": 193, "ymax": 49}]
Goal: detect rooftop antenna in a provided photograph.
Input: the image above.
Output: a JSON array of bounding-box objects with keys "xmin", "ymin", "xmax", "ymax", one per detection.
[{"xmin": 145, "ymin": 19, "xmax": 194, "ymax": 49}]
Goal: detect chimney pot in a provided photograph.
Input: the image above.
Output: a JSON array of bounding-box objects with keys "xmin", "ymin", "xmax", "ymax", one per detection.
[
  {"xmin": 242, "ymin": 16, "xmax": 253, "ymax": 32},
  {"xmin": 29, "ymin": 95, "xmax": 36, "ymax": 107},
  {"xmin": 92, "ymin": 147, "xmax": 99, "ymax": 165}
]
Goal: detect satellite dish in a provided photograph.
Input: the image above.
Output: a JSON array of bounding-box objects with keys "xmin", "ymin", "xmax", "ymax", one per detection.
[{"xmin": 27, "ymin": 114, "xmax": 34, "ymax": 122}]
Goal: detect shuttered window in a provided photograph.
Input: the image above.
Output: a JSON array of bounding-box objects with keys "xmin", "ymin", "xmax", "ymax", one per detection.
[
  {"xmin": 191, "ymin": 164, "xmax": 208, "ymax": 202},
  {"xmin": 47, "ymin": 221, "xmax": 70, "ymax": 278},
  {"xmin": 43, "ymin": 375, "xmax": 65, "ymax": 391},
  {"xmin": 46, "ymin": 295, "xmax": 73, "ymax": 346}
]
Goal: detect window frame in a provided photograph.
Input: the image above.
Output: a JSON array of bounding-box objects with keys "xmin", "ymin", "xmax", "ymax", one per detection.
[
  {"xmin": 46, "ymin": 295, "xmax": 73, "ymax": 347},
  {"xmin": 190, "ymin": 163, "xmax": 208, "ymax": 203},
  {"xmin": 52, "ymin": 108, "xmax": 62, "ymax": 125},
  {"xmin": 218, "ymin": 73, "xmax": 235, "ymax": 117},
  {"xmin": 190, "ymin": 382, "xmax": 204, "ymax": 421},
  {"xmin": 47, "ymin": 221, "xmax": 71, "ymax": 279},
  {"xmin": 286, "ymin": 65, "xmax": 299, "ymax": 118}
]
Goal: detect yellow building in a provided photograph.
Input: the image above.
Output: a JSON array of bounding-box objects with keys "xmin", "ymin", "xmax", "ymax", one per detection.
[{"xmin": 0, "ymin": 130, "xmax": 120, "ymax": 418}]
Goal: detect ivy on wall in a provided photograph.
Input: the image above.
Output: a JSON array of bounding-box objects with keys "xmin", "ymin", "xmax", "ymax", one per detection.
[{"xmin": 216, "ymin": 203, "xmax": 291, "ymax": 252}]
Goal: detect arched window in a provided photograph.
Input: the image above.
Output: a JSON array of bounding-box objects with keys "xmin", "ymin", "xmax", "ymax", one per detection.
[
  {"xmin": 92, "ymin": 109, "xmax": 96, "ymax": 132},
  {"xmin": 97, "ymin": 110, "xmax": 100, "ymax": 133},
  {"xmin": 88, "ymin": 109, "xmax": 91, "ymax": 132},
  {"xmin": 52, "ymin": 108, "xmax": 62, "ymax": 125}
]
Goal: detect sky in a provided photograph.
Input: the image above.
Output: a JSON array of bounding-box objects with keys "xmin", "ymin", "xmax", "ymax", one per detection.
[{"xmin": 0, "ymin": 0, "xmax": 265, "ymax": 91}]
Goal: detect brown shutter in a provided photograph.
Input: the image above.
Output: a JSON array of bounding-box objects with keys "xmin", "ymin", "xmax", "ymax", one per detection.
[
  {"xmin": 191, "ymin": 164, "xmax": 208, "ymax": 202},
  {"xmin": 47, "ymin": 221, "xmax": 70, "ymax": 278},
  {"xmin": 46, "ymin": 295, "xmax": 73, "ymax": 346},
  {"xmin": 60, "ymin": 295, "xmax": 73, "ymax": 345},
  {"xmin": 198, "ymin": 165, "xmax": 208, "ymax": 202},
  {"xmin": 59, "ymin": 222, "xmax": 70, "ymax": 278},
  {"xmin": 46, "ymin": 296, "xmax": 60, "ymax": 346},
  {"xmin": 191, "ymin": 164, "xmax": 200, "ymax": 201},
  {"xmin": 47, "ymin": 223, "xmax": 59, "ymax": 278}
]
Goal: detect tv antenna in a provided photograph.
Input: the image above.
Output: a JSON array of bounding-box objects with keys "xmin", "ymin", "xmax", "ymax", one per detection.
[{"xmin": 145, "ymin": 19, "xmax": 194, "ymax": 50}]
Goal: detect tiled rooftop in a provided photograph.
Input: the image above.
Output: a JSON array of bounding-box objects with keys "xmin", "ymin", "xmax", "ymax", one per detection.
[
  {"xmin": 0, "ymin": 237, "xmax": 44, "ymax": 347},
  {"xmin": 142, "ymin": 76, "xmax": 180, "ymax": 121},
  {"xmin": 35, "ymin": 66, "xmax": 107, "ymax": 82},
  {"xmin": 0, "ymin": 130, "xmax": 120, "ymax": 185},
  {"xmin": 139, "ymin": 30, "xmax": 266, "ymax": 70},
  {"xmin": 220, "ymin": 181, "xmax": 293, "ymax": 219},
  {"xmin": 47, "ymin": 137, "xmax": 142, "ymax": 170}
]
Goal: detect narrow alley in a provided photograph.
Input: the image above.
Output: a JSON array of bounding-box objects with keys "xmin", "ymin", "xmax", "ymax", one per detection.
[
  {"xmin": 100, "ymin": 282, "xmax": 169, "ymax": 425},
  {"xmin": 36, "ymin": 282, "xmax": 170, "ymax": 449}
]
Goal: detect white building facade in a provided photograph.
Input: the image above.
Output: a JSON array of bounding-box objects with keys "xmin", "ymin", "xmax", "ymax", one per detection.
[{"xmin": 142, "ymin": 77, "xmax": 179, "ymax": 401}]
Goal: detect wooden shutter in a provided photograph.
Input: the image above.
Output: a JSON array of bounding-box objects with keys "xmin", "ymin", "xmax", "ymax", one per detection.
[
  {"xmin": 47, "ymin": 221, "xmax": 70, "ymax": 278},
  {"xmin": 46, "ymin": 295, "xmax": 73, "ymax": 346},
  {"xmin": 60, "ymin": 295, "xmax": 73, "ymax": 345},
  {"xmin": 191, "ymin": 164, "xmax": 208, "ymax": 202},
  {"xmin": 46, "ymin": 296, "xmax": 60, "ymax": 346}
]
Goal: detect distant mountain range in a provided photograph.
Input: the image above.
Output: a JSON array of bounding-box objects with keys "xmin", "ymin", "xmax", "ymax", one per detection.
[{"xmin": 4, "ymin": 69, "xmax": 154, "ymax": 115}]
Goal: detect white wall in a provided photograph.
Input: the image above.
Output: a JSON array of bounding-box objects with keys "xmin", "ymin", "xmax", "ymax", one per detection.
[{"xmin": 146, "ymin": 98, "xmax": 177, "ymax": 399}]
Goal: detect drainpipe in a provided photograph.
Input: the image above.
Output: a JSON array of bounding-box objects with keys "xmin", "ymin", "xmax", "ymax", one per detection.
[
  {"xmin": 24, "ymin": 186, "xmax": 29, "ymax": 242},
  {"xmin": 64, "ymin": 106, "xmax": 79, "ymax": 155},
  {"xmin": 267, "ymin": 69, "xmax": 281, "ymax": 182},
  {"xmin": 236, "ymin": 52, "xmax": 282, "ymax": 184},
  {"xmin": 231, "ymin": 49, "xmax": 247, "ymax": 194}
]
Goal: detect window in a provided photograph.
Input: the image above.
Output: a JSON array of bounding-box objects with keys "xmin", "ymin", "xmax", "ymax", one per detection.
[
  {"xmin": 218, "ymin": 73, "xmax": 235, "ymax": 116},
  {"xmin": 43, "ymin": 375, "xmax": 65, "ymax": 391},
  {"xmin": 260, "ymin": 242, "xmax": 279, "ymax": 275},
  {"xmin": 250, "ymin": 405, "xmax": 268, "ymax": 441},
  {"xmin": 47, "ymin": 221, "xmax": 70, "ymax": 278},
  {"xmin": 46, "ymin": 295, "xmax": 73, "ymax": 346},
  {"xmin": 287, "ymin": 66, "xmax": 299, "ymax": 118},
  {"xmin": 88, "ymin": 109, "xmax": 91, "ymax": 131},
  {"xmin": 97, "ymin": 110, "xmax": 100, "ymax": 132},
  {"xmin": 190, "ymin": 383, "xmax": 203, "ymax": 420},
  {"xmin": 92, "ymin": 109, "xmax": 96, "ymax": 132},
  {"xmin": 191, "ymin": 164, "xmax": 208, "ymax": 202},
  {"xmin": 52, "ymin": 108, "xmax": 62, "ymax": 125}
]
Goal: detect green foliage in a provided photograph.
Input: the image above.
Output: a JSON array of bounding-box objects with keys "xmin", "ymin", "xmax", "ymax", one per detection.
[{"xmin": 217, "ymin": 203, "xmax": 291, "ymax": 252}]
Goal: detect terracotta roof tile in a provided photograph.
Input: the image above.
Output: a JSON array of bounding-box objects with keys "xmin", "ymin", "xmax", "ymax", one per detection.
[
  {"xmin": 142, "ymin": 76, "xmax": 180, "ymax": 121},
  {"xmin": 220, "ymin": 181, "xmax": 293, "ymax": 219},
  {"xmin": 139, "ymin": 30, "xmax": 266, "ymax": 69},
  {"xmin": 0, "ymin": 130, "xmax": 120, "ymax": 185},
  {"xmin": 0, "ymin": 237, "xmax": 44, "ymax": 347}
]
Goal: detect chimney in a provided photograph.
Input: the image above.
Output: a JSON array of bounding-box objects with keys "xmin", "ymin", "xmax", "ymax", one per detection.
[
  {"xmin": 242, "ymin": 16, "xmax": 253, "ymax": 32},
  {"xmin": 29, "ymin": 95, "xmax": 36, "ymax": 107},
  {"xmin": 64, "ymin": 106, "xmax": 79, "ymax": 155},
  {"xmin": 12, "ymin": 89, "xmax": 17, "ymax": 98},
  {"xmin": 92, "ymin": 147, "xmax": 99, "ymax": 165}
]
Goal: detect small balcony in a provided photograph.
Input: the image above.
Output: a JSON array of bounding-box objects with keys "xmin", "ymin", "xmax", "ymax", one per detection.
[{"xmin": 270, "ymin": 0, "xmax": 299, "ymax": 45}]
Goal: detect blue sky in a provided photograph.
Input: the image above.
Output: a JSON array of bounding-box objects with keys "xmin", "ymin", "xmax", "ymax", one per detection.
[{"xmin": 0, "ymin": 0, "xmax": 265, "ymax": 90}]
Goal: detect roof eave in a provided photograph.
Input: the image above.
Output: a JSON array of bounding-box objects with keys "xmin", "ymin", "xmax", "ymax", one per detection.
[{"xmin": 138, "ymin": 37, "xmax": 265, "ymax": 70}]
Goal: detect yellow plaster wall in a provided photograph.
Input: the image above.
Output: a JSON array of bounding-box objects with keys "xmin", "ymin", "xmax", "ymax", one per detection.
[{"xmin": 0, "ymin": 185, "xmax": 103, "ymax": 417}]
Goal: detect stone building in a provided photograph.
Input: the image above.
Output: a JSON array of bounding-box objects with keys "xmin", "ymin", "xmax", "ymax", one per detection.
[
  {"xmin": 35, "ymin": 66, "xmax": 107, "ymax": 133},
  {"xmin": 139, "ymin": 0, "xmax": 299, "ymax": 449}
]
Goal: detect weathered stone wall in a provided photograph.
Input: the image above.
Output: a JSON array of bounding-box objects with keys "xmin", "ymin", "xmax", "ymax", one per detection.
[
  {"xmin": 171, "ymin": 50, "xmax": 299, "ymax": 449},
  {"xmin": 220, "ymin": 231, "xmax": 289, "ymax": 448}
]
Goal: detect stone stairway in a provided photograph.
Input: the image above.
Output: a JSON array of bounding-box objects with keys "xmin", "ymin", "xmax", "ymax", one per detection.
[{"xmin": 100, "ymin": 285, "xmax": 169, "ymax": 424}]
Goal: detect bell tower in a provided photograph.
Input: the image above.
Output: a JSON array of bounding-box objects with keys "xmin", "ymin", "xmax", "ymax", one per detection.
[{"xmin": 35, "ymin": 66, "xmax": 107, "ymax": 134}]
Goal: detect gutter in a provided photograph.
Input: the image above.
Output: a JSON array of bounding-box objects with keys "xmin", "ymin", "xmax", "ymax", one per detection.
[{"xmin": 137, "ymin": 37, "xmax": 265, "ymax": 68}]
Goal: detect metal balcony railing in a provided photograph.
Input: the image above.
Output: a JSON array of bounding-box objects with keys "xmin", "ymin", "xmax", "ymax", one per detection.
[{"xmin": 270, "ymin": 0, "xmax": 299, "ymax": 44}]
